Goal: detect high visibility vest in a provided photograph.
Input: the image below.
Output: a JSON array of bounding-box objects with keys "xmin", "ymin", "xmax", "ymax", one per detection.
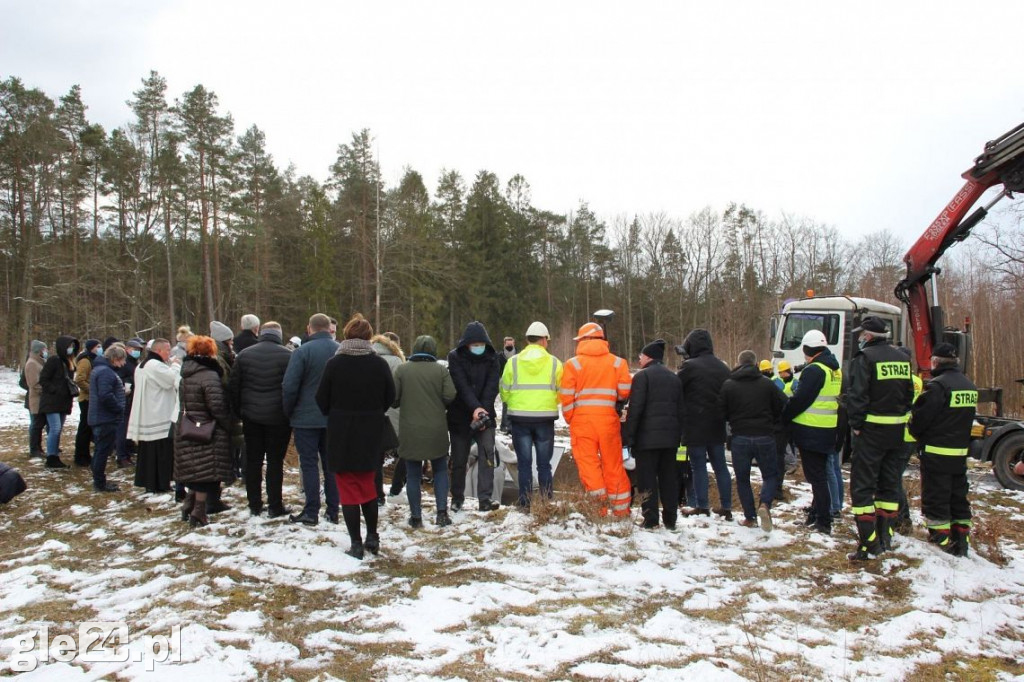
[
  {"xmin": 782, "ymin": 377, "xmax": 795, "ymax": 397},
  {"xmin": 792, "ymin": 362, "xmax": 842, "ymax": 429},
  {"xmin": 904, "ymin": 374, "xmax": 923, "ymax": 443},
  {"xmin": 500, "ymin": 346, "xmax": 562, "ymax": 419}
]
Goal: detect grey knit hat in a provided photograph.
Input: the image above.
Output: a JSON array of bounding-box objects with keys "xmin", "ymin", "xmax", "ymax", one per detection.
[{"xmin": 209, "ymin": 321, "xmax": 233, "ymax": 342}]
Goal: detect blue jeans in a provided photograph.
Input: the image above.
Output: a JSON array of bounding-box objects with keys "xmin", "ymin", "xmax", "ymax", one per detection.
[
  {"xmin": 509, "ymin": 420, "xmax": 555, "ymax": 505},
  {"xmin": 45, "ymin": 412, "xmax": 67, "ymax": 456},
  {"xmin": 689, "ymin": 443, "xmax": 732, "ymax": 510},
  {"xmin": 825, "ymin": 451, "xmax": 843, "ymax": 513},
  {"xmin": 293, "ymin": 427, "xmax": 337, "ymax": 519},
  {"xmin": 91, "ymin": 423, "xmax": 117, "ymax": 488},
  {"xmin": 406, "ymin": 456, "xmax": 449, "ymax": 520},
  {"xmin": 730, "ymin": 435, "xmax": 779, "ymax": 520}
]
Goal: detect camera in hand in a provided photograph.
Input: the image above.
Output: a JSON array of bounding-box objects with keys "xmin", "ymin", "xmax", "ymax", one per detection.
[{"xmin": 471, "ymin": 414, "xmax": 496, "ymax": 432}]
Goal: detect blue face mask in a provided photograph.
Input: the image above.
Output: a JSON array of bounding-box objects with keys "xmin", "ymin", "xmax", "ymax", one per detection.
[
  {"xmin": 66, "ymin": 347, "xmax": 75, "ymax": 355},
  {"xmin": 469, "ymin": 345, "xmax": 486, "ymax": 356},
  {"xmin": 41, "ymin": 351, "xmax": 49, "ymax": 360},
  {"xmin": 130, "ymin": 349, "xmax": 141, "ymax": 359},
  {"xmin": 858, "ymin": 335, "xmax": 869, "ymax": 351}
]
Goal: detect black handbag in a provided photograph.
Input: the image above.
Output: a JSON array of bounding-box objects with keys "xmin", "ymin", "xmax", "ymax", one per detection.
[
  {"xmin": 66, "ymin": 375, "xmax": 80, "ymax": 398},
  {"xmin": 179, "ymin": 408, "xmax": 215, "ymax": 444}
]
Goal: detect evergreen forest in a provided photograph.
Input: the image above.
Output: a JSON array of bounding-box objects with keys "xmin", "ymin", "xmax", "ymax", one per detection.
[{"xmin": 3, "ymin": 73, "xmax": 1024, "ymax": 413}]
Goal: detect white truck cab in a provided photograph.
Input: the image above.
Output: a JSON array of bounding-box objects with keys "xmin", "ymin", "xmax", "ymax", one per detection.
[{"xmin": 771, "ymin": 295, "xmax": 903, "ymax": 372}]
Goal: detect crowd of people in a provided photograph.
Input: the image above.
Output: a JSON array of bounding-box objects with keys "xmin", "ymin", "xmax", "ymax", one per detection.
[{"xmin": 15, "ymin": 311, "xmax": 979, "ymax": 562}]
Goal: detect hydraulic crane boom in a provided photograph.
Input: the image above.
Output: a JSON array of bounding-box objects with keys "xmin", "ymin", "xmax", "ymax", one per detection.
[{"xmin": 895, "ymin": 121, "xmax": 1024, "ymax": 374}]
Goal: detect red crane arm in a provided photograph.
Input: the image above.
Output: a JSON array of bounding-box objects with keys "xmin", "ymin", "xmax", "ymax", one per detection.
[{"xmin": 895, "ymin": 121, "xmax": 1024, "ymax": 374}]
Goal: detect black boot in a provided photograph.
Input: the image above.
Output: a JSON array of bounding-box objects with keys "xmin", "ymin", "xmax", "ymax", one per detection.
[
  {"xmin": 342, "ymin": 504, "xmax": 362, "ymax": 551},
  {"xmin": 848, "ymin": 513, "xmax": 882, "ymax": 561},
  {"xmin": 876, "ymin": 509, "xmax": 896, "ymax": 552},
  {"xmin": 45, "ymin": 455, "xmax": 69, "ymax": 469},
  {"xmin": 435, "ymin": 510, "xmax": 452, "ymax": 527},
  {"xmin": 951, "ymin": 523, "xmax": 971, "ymax": 558},
  {"xmin": 181, "ymin": 492, "xmax": 196, "ymax": 521},
  {"xmin": 364, "ymin": 532, "xmax": 380, "ymax": 555}
]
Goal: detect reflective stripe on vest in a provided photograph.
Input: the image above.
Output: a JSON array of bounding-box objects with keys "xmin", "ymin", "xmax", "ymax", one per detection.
[
  {"xmin": 865, "ymin": 414, "xmax": 909, "ymax": 425},
  {"xmin": 676, "ymin": 445, "xmax": 688, "ymax": 462},
  {"xmin": 792, "ymin": 362, "xmax": 841, "ymax": 429},
  {"xmin": 506, "ymin": 354, "xmax": 560, "ymax": 418},
  {"xmin": 949, "ymin": 390, "xmax": 978, "ymax": 408},
  {"xmin": 904, "ymin": 374, "xmax": 923, "ymax": 443},
  {"xmin": 924, "ymin": 445, "xmax": 969, "ymax": 456}
]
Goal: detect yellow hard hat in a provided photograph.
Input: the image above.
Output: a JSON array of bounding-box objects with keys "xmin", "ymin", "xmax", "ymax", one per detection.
[
  {"xmin": 759, "ymin": 360, "xmax": 773, "ymax": 372},
  {"xmin": 778, "ymin": 360, "xmax": 792, "ymax": 373}
]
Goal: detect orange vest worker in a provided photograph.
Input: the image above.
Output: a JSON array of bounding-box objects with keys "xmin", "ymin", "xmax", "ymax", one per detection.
[{"xmin": 560, "ymin": 322, "xmax": 632, "ymax": 516}]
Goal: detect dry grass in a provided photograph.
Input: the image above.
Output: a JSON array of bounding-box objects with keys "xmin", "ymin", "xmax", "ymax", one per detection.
[{"xmin": 2, "ymin": 425, "xmax": 1023, "ymax": 681}]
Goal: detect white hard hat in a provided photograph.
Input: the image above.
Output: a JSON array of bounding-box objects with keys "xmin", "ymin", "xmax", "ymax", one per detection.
[
  {"xmin": 525, "ymin": 321, "xmax": 550, "ymax": 338},
  {"xmin": 801, "ymin": 330, "xmax": 828, "ymax": 348}
]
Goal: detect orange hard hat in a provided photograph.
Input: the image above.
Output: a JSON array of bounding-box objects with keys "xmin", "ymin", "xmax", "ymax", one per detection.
[{"xmin": 573, "ymin": 322, "xmax": 604, "ymax": 341}]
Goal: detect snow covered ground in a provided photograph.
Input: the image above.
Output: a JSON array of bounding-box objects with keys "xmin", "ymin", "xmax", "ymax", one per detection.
[{"xmin": 1, "ymin": 368, "xmax": 1023, "ymax": 680}]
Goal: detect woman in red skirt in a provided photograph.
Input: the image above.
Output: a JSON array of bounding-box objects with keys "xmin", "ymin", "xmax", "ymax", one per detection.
[{"xmin": 316, "ymin": 314, "xmax": 396, "ymax": 559}]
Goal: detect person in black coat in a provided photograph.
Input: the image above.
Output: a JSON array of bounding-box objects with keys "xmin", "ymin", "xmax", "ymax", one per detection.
[
  {"xmin": 234, "ymin": 314, "xmax": 260, "ymax": 354},
  {"xmin": 229, "ymin": 322, "xmax": 294, "ymax": 517},
  {"xmin": 625, "ymin": 339, "xmax": 683, "ymax": 529},
  {"xmin": 316, "ymin": 314, "xmax": 396, "ymax": 560},
  {"xmin": 38, "ymin": 334, "xmax": 80, "ymax": 468},
  {"xmin": 0, "ymin": 462, "xmax": 27, "ymax": 504},
  {"xmin": 677, "ymin": 328, "xmax": 732, "ymax": 519},
  {"xmin": 719, "ymin": 350, "xmax": 786, "ymax": 530},
  {"xmin": 446, "ymin": 321, "xmax": 501, "ymax": 512}
]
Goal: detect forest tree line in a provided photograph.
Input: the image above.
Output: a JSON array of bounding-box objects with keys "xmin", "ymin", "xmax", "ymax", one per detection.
[{"xmin": 3, "ymin": 72, "xmax": 1024, "ymax": 414}]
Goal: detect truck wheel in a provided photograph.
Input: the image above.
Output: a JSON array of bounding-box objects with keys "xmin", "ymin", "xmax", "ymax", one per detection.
[{"xmin": 991, "ymin": 431, "xmax": 1024, "ymax": 491}]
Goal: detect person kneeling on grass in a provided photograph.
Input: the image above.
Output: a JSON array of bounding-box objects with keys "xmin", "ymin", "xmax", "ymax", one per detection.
[{"xmin": 719, "ymin": 350, "xmax": 786, "ymax": 532}]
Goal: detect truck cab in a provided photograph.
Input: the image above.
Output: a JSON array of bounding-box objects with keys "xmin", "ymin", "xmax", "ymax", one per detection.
[{"xmin": 771, "ymin": 295, "xmax": 903, "ymax": 372}]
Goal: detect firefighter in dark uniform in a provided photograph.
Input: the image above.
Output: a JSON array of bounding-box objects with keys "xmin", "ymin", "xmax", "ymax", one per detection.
[
  {"xmin": 908, "ymin": 342, "xmax": 978, "ymax": 557},
  {"xmin": 844, "ymin": 316, "xmax": 914, "ymax": 560}
]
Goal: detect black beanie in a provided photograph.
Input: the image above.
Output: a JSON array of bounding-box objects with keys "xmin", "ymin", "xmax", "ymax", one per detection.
[{"xmin": 641, "ymin": 339, "xmax": 666, "ymax": 362}]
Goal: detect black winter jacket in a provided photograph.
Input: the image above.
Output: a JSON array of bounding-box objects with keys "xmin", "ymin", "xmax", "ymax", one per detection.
[
  {"xmin": 38, "ymin": 335, "xmax": 80, "ymax": 415},
  {"xmin": 316, "ymin": 344, "xmax": 396, "ymax": 473},
  {"xmin": 624, "ymin": 361, "xmax": 683, "ymax": 451},
  {"xmin": 719, "ymin": 363, "xmax": 786, "ymax": 437},
  {"xmin": 446, "ymin": 321, "xmax": 501, "ymax": 429},
  {"xmin": 0, "ymin": 462, "xmax": 27, "ymax": 504},
  {"xmin": 234, "ymin": 329, "xmax": 259, "ymax": 354},
  {"xmin": 782, "ymin": 349, "xmax": 841, "ymax": 453},
  {"xmin": 909, "ymin": 365, "xmax": 977, "ymax": 469},
  {"xmin": 677, "ymin": 329, "xmax": 730, "ymax": 445},
  {"xmin": 173, "ymin": 356, "xmax": 233, "ymax": 484},
  {"xmin": 228, "ymin": 334, "xmax": 292, "ymax": 425},
  {"xmin": 846, "ymin": 338, "xmax": 913, "ymax": 446}
]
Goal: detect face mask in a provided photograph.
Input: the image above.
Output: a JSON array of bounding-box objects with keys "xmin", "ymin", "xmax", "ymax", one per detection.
[
  {"xmin": 66, "ymin": 347, "xmax": 74, "ymax": 355},
  {"xmin": 93, "ymin": 347, "xmax": 101, "ymax": 356},
  {"xmin": 858, "ymin": 335, "xmax": 869, "ymax": 351},
  {"xmin": 470, "ymin": 345, "xmax": 486, "ymax": 356},
  {"xmin": 504, "ymin": 345, "xmax": 514, "ymax": 352},
  {"xmin": 130, "ymin": 350, "xmax": 141, "ymax": 359},
  {"xmin": 41, "ymin": 351, "xmax": 49, "ymax": 360}
]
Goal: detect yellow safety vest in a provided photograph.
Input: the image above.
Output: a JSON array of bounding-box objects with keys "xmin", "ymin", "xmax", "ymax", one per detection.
[
  {"xmin": 499, "ymin": 345, "xmax": 563, "ymax": 419},
  {"xmin": 792, "ymin": 361, "xmax": 842, "ymax": 429},
  {"xmin": 904, "ymin": 374, "xmax": 923, "ymax": 443}
]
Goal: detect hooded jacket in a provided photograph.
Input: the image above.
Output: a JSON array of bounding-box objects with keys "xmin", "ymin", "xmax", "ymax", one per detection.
[
  {"xmin": 38, "ymin": 335, "xmax": 80, "ymax": 415},
  {"xmin": 229, "ymin": 331, "xmax": 293, "ymax": 425},
  {"xmin": 677, "ymin": 329, "xmax": 729, "ymax": 445},
  {"xmin": 781, "ymin": 348, "xmax": 841, "ymax": 453},
  {"xmin": 719, "ymin": 363, "xmax": 786, "ymax": 438},
  {"xmin": 393, "ymin": 336, "xmax": 457, "ymax": 461},
  {"xmin": 560, "ymin": 338, "xmax": 631, "ymax": 423},
  {"xmin": 446, "ymin": 321, "xmax": 501, "ymax": 428},
  {"xmin": 371, "ymin": 334, "xmax": 405, "ymax": 434}
]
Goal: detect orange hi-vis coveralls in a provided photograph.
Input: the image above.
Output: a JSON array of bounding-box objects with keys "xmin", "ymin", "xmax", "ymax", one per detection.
[{"xmin": 560, "ymin": 338, "xmax": 633, "ymax": 515}]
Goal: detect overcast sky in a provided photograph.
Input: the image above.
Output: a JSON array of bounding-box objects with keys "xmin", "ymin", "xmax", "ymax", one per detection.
[{"xmin": 3, "ymin": 1, "xmax": 1023, "ymax": 239}]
